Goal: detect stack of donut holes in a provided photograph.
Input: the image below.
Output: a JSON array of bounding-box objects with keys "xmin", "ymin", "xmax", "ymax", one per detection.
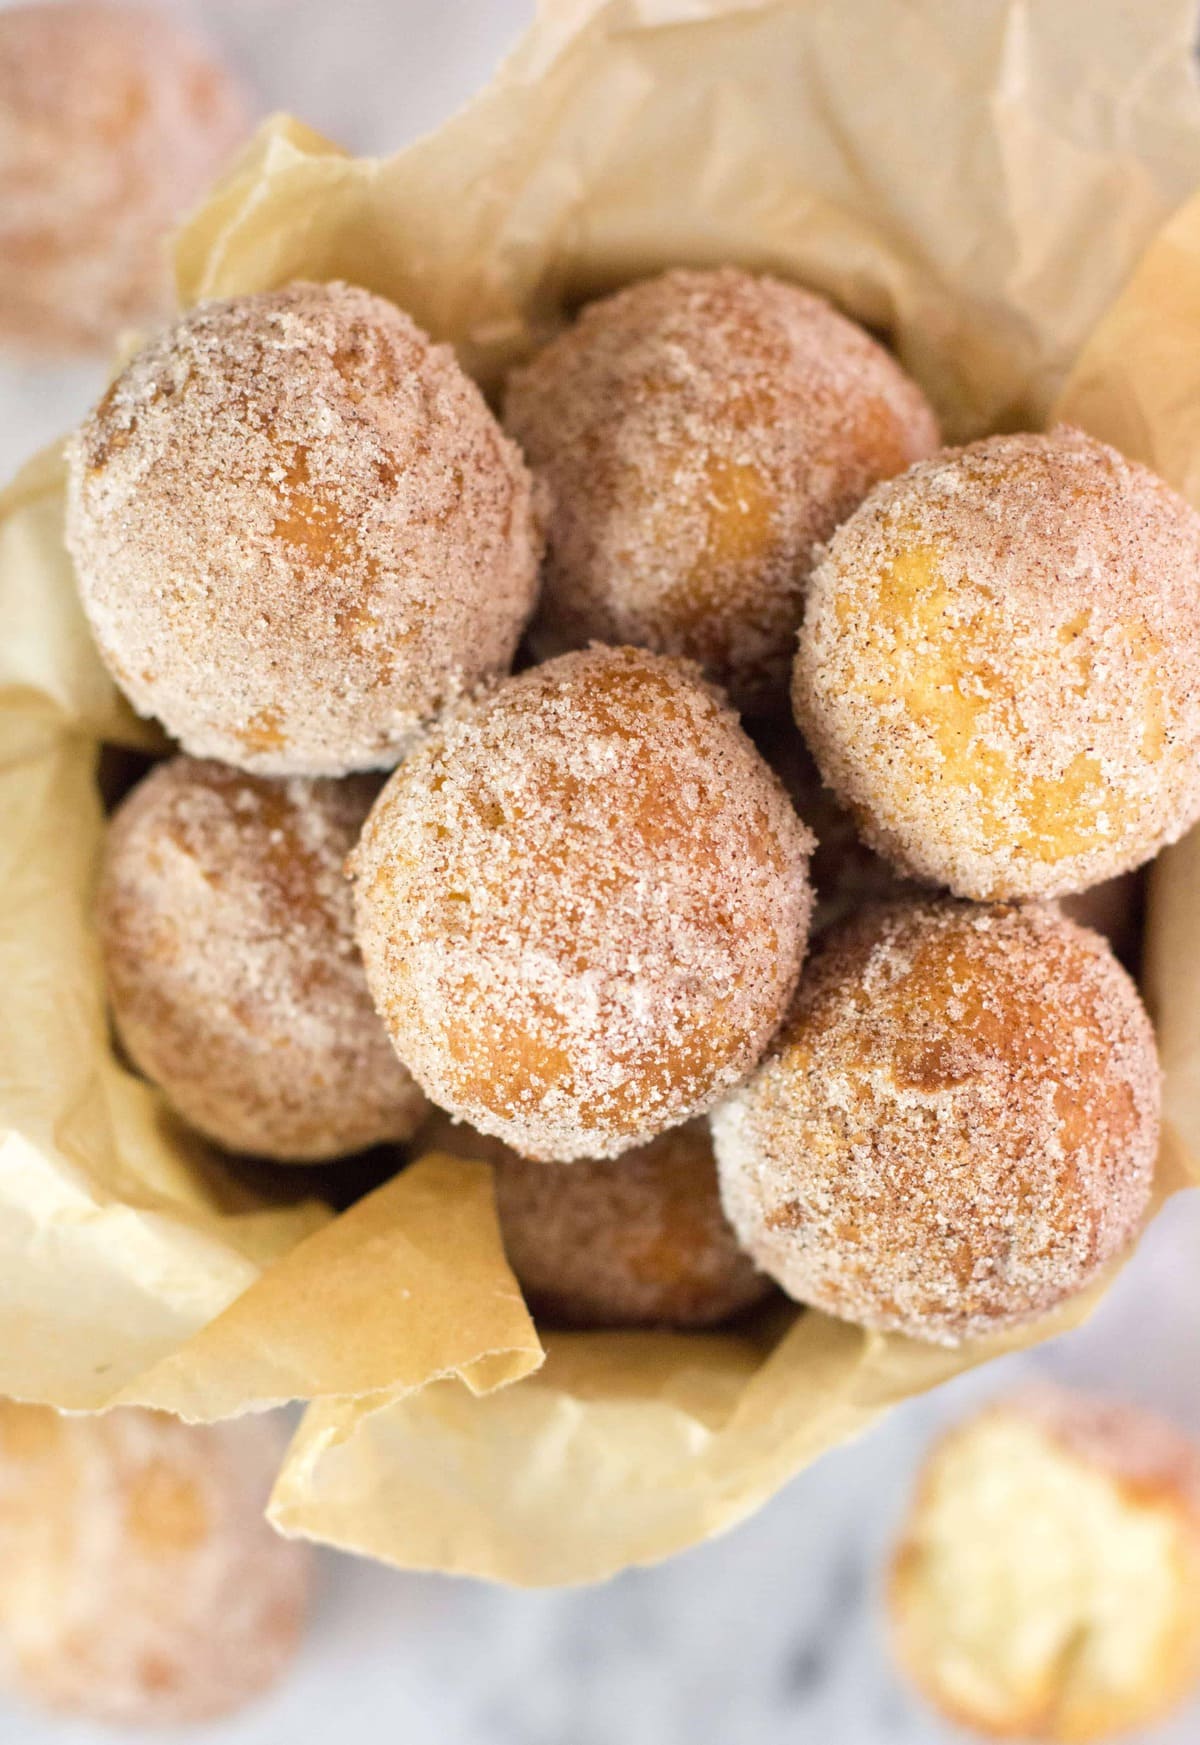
[{"xmin": 69, "ymin": 260, "xmax": 1200, "ymax": 1345}]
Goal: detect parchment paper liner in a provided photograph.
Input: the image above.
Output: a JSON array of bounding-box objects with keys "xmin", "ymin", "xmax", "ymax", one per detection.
[{"xmin": 1, "ymin": 0, "xmax": 1197, "ymax": 1584}]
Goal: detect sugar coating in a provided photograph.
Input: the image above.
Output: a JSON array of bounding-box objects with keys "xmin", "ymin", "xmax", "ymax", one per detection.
[
  {"xmin": 711, "ymin": 898, "xmax": 1159, "ymax": 1345},
  {"xmin": 352, "ymin": 645, "xmax": 815, "ymax": 1162},
  {"xmin": 890, "ymin": 1386, "xmax": 1200, "ymax": 1742},
  {"xmin": 421, "ymin": 1113, "xmax": 771, "ymax": 1328},
  {"xmin": 66, "ymin": 281, "xmax": 543, "ymax": 774},
  {"xmin": 0, "ymin": 1404, "xmax": 309, "ymax": 1727},
  {"xmin": 505, "ymin": 268, "xmax": 939, "ymax": 713},
  {"xmin": 100, "ymin": 756, "xmax": 427, "ymax": 1161},
  {"xmin": 0, "ymin": 3, "xmax": 248, "ymax": 352},
  {"xmin": 794, "ymin": 427, "xmax": 1200, "ymax": 900}
]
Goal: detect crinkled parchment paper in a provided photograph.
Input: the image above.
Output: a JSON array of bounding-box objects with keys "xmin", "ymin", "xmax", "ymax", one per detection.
[{"xmin": 2, "ymin": 0, "xmax": 1198, "ymax": 1580}]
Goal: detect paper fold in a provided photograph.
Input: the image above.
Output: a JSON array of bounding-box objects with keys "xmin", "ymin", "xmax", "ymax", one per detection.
[{"xmin": 268, "ymin": 1291, "xmax": 1102, "ymax": 1586}]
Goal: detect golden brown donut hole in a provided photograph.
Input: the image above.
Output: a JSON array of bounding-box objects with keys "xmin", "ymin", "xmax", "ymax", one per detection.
[
  {"xmin": 0, "ymin": 2, "xmax": 248, "ymax": 352},
  {"xmin": 99, "ymin": 756, "xmax": 428, "ymax": 1162},
  {"xmin": 712, "ymin": 898, "xmax": 1159, "ymax": 1345},
  {"xmin": 505, "ymin": 267, "xmax": 939, "ymax": 712},
  {"xmin": 0, "ymin": 1404, "xmax": 309, "ymax": 1726},
  {"xmin": 795, "ymin": 427, "xmax": 1200, "ymax": 899},
  {"xmin": 66, "ymin": 281, "xmax": 543, "ymax": 775},
  {"xmin": 352, "ymin": 645, "xmax": 814, "ymax": 1161},
  {"xmin": 422, "ymin": 1114, "xmax": 771, "ymax": 1329},
  {"xmin": 889, "ymin": 1386, "xmax": 1200, "ymax": 1742}
]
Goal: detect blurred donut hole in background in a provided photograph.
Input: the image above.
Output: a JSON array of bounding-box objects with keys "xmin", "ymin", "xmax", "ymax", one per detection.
[
  {"xmin": 0, "ymin": 0, "xmax": 532, "ymax": 473},
  {"xmin": 0, "ymin": 1403, "xmax": 310, "ymax": 1727},
  {"xmin": 0, "ymin": 2, "xmax": 250, "ymax": 354}
]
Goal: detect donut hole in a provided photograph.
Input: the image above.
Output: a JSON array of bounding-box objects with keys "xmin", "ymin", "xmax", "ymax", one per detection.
[
  {"xmin": 66, "ymin": 283, "xmax": 541, "ymax": 774},
  {"xmin": 99, "ymin": 757, "xmax": 428, "ymax": 1161},
  {"xmin": 0, "ymin": 3, "xmax": 249, "ymax": 351},
  {"xmin": 891, "ymin": 1395, "xmax": 1200, "ymax": 1741},
  {"xmin": 712, "ymin": 899, "xmax": 1159, "ymax": 1343},
  {"xmin": 506, "ymin": 267, "xmax": 939, "ymax": 711},
  {"xmin": 352, "ymin": 646, "xmax": 813, "ymax": 1160},
  {"xmin": 796, "ymin": 429, "xmax": 1200, "ymax": 897},
  {"xmin": 423, "ymin": 1115, "xmax": 771, "ymax": 1329},
  {"xmin": 0, "ymin": 1405, "xmax": 309, "ymax": 1727}
]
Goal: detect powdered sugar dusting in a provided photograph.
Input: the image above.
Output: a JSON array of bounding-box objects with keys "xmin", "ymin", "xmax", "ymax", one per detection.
[
  {"xmin": 795, "ymin": 427, "xmax": 1200, "ymax": 899},
  {"xmin": 505, "ymin": 267, "xmax": 939, "ymax": 713},
  {"xmin": 711, "ymin": 898, "xmax": 1159, "ymax": 1345},
  {"xmin": 99, "ymin": 756, "xmax": 427, "ymax": 1161},
  {"xmin": 66, "ymin": 281, "xmax": 542, "ymax": 774},
  {"xmin": 352, "ymin": 645, "xmax": 815, "ymax": 1162}
]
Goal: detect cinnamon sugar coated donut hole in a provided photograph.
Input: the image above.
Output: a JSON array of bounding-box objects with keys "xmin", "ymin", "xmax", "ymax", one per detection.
[
  {"xmin": 0, "ymin": 3, "xmax": 248, "ymax": 352},
  {"xmin": 351, "ymin": 646, "xmax": 815, "ymax": 1162},
  {"xmin": 711, "ymin": 899, "xmax": 1159, "ymax": 1345},
  {"xmin": 421, "ymin": 1114, "xmax": 771, "ymax": 1328},
  {"xmin": 889, "ymin": 1386, "xmax": 1200, "ymax": 1741},
  {"xmin": 66, "ymin": 281, "xmax": 543, "ymax": 774},
  {"xmin": 0, "ymin": 1403, "xmax": 309, "ymax": 1726},
  {"xmin": 794, "ymin": 427, "xmax": 1200, "ymax": 900},
  {"xmin": 504, "ymin": 268, "xmax": 939, "ymax": 712},
  {"xmin": 99, "ymin": 756, "xmax": 428, "ymax": 1161}
]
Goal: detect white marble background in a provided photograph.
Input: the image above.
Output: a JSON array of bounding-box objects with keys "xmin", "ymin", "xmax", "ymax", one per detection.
[{"xmin": 1, "ymin": 3, "xmax": 1198, "ymax": 1741}]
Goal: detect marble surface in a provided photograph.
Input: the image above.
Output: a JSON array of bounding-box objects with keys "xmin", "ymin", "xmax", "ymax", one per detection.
[{"xmin": 1, "ymin": 3, "xmax": 1198, "ymax": 1741}]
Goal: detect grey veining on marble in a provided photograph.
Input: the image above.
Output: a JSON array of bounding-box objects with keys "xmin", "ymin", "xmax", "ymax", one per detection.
[{"xmin": 0, "ymin": 3, "xmax": 1197, "ymax": 1740}]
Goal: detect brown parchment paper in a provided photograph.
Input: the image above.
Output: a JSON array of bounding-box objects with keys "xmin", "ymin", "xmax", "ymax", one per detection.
[{"xmin": 3, "ymin": 0, "xmax": 1200, "ymax": 1580}]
